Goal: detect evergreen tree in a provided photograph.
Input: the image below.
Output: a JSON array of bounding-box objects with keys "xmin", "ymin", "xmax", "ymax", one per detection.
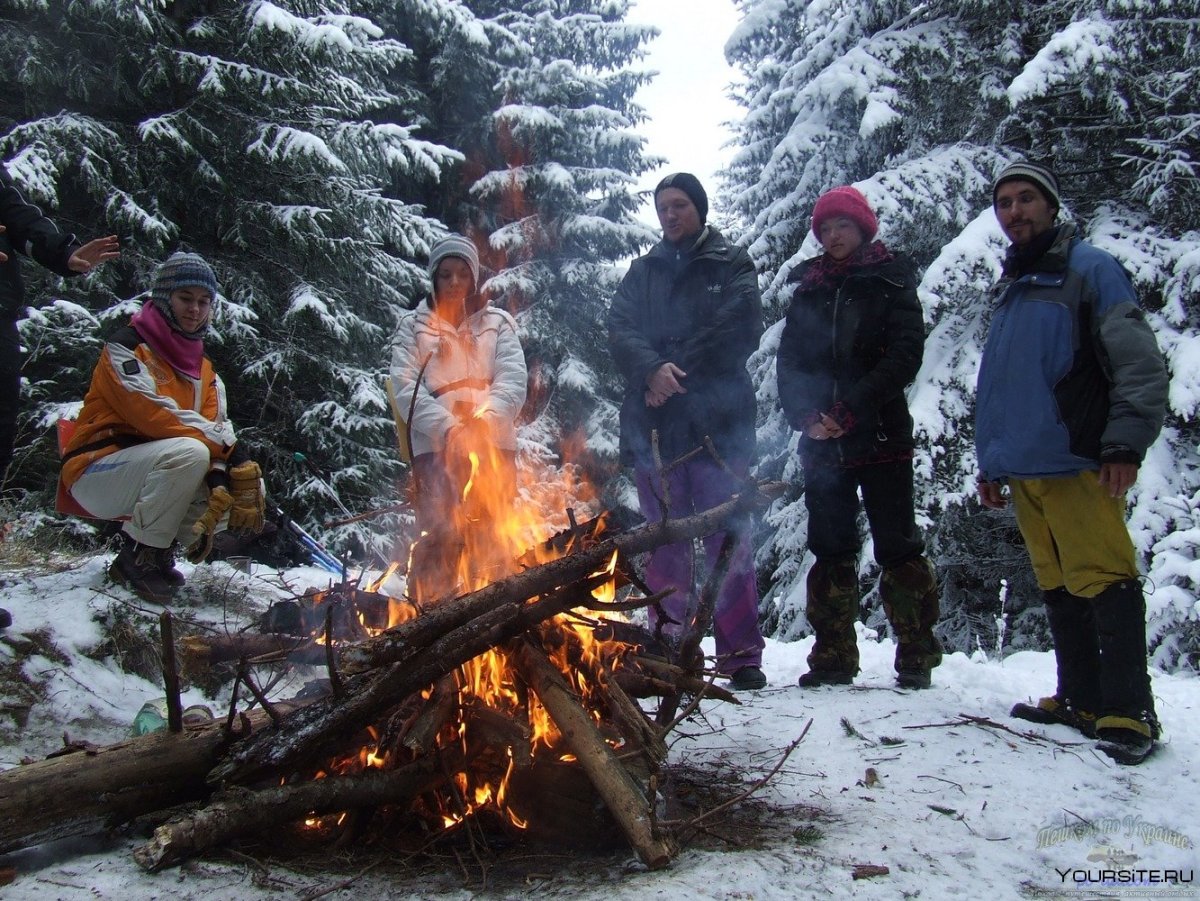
[
  {"xmin": 725, "ymin": 0, "xmax": 1200, "ymax": 666},
  {"xmin": 1, "ymin": 0, "xmax": 462, "ymax": 557}
]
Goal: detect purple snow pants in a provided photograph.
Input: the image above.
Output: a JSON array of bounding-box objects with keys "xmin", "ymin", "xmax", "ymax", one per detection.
[{"xmin": 634, "ymin": 459, "xmax": 764, "ymax": 674}]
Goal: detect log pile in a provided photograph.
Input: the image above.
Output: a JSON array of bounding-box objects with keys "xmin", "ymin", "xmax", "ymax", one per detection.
[{"xmin": 0, "ymin": 480, "xmax": 784, "ymax": 875}]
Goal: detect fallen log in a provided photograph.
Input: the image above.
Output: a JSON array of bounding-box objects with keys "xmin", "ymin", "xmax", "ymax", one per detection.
[
  {"xmin": 133, "ymin": 755, "xmax": 442, "ymax": 871},
  {"xmin": 0, "ymin": 703, "xmax": 303, "ymax": 855}
]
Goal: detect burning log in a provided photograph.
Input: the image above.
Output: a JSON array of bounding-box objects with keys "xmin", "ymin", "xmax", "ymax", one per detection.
[
  {"xmin": 133, "ymin": 755, "xmax": 442, "ymax": 871},
  {"xmin": 339, "ymin": 483, "xmax": 778, "ymax": 676},
  {"xmin": 512, "ymin": 640, "xmax": 676, "ymax": 869}
]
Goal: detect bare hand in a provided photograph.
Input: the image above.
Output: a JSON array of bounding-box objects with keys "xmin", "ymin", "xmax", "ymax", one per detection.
[
  {"xmin": 977, "ymin": 480, "xmax": 1007, "ymax": 509},
  {"xmin": 1098, "ymin": 462, "xmax": 1138, "ymax": 498},
  {"xmin": 67, "ymin": 235, "xmax": 121, "ymax": 273},
  {"xmin": 805, "ymin": 413, "xmax": 844, "ymax": 441},
  {"xmin": 645, "ymin": 362, "xmax": 687, "ymax": 408}
]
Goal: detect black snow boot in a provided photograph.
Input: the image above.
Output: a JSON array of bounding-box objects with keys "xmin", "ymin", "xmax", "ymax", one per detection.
[
  {"xmin": 1091, "ymin": 579, "xmax": 1159, "ymax": 765},
  {"xmin": 1011, "ymin": 587, "xmax": 1101, "ymax": 737},
  {"xmin": 155, "ymin": 543, "xmax": 186, "ymax": 588},
  {"xmin": 109, "ymin": 533, "xmax": 177, "ymax": 605}
]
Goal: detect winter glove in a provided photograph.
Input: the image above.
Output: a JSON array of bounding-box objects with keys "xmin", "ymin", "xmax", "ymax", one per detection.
[
  {"xmin": 186, "ymin": 486, "xmax": 234, "ymax": 563},
  {"xmin": 228, "ymin": 461, "xmax": 265, "ymax": 532}
]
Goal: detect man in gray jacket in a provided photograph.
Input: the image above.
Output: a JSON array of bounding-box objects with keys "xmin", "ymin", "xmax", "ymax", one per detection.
[{"xmin": 976, "ymin": 159, "xmax": 1169, "ymax": 764}]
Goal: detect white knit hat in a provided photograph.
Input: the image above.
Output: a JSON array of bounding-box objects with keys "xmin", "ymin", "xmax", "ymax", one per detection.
[{"xmin": 427, "ymin": 235, "xmax": 480, "ymax": 289}]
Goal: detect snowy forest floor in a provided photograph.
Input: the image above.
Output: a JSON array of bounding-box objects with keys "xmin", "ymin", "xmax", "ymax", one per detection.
[{"xmin": 0, "ymin": 542, "xmax": 1197, "ymax": 901}]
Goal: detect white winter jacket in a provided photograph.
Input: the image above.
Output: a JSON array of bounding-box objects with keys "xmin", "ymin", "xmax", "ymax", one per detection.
[{"xmin": 389, "ymin": 298, "xmax": 527, "ymax": 457}]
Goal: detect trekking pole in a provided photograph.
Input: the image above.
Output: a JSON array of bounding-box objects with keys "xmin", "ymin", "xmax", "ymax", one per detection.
[
  {"xmin": 271, "ymin": 504, "xmax": 343, "ymax": 575},
  {"xmin": 292, "ymin": 452, "xmax": 353, "ymax": 517}
]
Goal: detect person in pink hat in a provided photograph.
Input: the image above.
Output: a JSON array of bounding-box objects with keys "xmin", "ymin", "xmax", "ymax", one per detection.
[{"xmin": 776, "ymin": 185, "xmax": 942, "ymax": 690}]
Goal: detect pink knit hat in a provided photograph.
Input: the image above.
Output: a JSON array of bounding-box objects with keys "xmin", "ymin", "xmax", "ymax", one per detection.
[{"xmin": 811, "ymin": 186, "xmax": 878, "ymax": 242}]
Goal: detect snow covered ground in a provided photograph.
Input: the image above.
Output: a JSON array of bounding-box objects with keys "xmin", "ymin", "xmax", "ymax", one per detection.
[{"xmin": 1, "ymin": 551, "xmax": 1196, "ymax": 900}]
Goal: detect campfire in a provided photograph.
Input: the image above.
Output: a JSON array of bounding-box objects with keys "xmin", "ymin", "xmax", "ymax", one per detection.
[{"xmin": 0, "ymin": 412, "xmax": 789, "ymax": 874}]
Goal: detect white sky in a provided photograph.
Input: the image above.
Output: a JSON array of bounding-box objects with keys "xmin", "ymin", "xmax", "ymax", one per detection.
[{"xmin": 626, "ymin": 0, "xmax": 743, "ymax": 228}]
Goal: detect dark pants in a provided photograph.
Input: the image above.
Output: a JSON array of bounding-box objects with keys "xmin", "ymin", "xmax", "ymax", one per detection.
[
  {"xmin": 802, "ymin": 458, "xmax": 924, "ymax": 567},
  {"xmin": 634, "ymin": 459, "xmax": 764, "ymax": 674},
  {"xmin": 0, "ymin": 317, "xmax": 20, "ymax": 482}
]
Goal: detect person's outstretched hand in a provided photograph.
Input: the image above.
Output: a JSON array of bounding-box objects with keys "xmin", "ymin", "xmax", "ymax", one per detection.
[
  {"xmin": 67, "ymin": 235, "xmax": 121, "ymax": 273},
  {"xmin": 645, "ymin": 362, "xmax": 687, "ymax": 408}
]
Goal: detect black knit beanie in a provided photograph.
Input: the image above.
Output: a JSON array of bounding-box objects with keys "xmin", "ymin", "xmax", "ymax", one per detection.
[{"xmin": 654, "ymin": 172, "xmax": 708, "ymax": 224}]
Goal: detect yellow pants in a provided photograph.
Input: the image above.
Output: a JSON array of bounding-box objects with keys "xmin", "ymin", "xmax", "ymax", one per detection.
[{"xmin": 1009, "ymin": 470, "xmax": 1138, "ymax": 598}]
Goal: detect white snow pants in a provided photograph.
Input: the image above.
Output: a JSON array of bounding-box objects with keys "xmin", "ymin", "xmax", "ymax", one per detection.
[{"xmin": 70, "ymin": 437, "xmax": 223, "ymax": 550}]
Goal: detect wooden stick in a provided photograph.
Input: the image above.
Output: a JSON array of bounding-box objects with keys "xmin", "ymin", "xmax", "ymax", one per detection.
[
  {"xmin": 514, "ymin": 640, "xmax": 676, "ymax": 869},
  {"xmin": 402, "ymin": 676, "xmax": 457, "ymax": 756},
  {"xmin": 324, "ymin": 607, "xmax": 344, "ymax": 699},
  {"xmin": 159, "ymin": 611, "xmax": 183, "ymax": 734}
]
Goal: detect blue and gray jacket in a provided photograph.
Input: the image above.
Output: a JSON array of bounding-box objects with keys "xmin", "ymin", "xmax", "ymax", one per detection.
[{"xmin": 975, "ymin": 223, "xmax": 1168, "ymax": 482}]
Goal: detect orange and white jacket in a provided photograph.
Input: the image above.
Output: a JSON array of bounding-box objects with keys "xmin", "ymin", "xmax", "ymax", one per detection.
[{"xmin": 61, "ymin": 325, "xmax": 237, "ymax": 490}]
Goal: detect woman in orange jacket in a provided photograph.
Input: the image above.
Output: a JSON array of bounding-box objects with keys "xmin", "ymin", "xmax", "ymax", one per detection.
[{"xmin": 62, "ymin": 252, "xmax": 264, "ymax": 602}]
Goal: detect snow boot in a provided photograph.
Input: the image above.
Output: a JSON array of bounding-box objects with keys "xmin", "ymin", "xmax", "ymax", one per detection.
[
  {"xmin": 728, "ymin": 666, "xmax": 767, "ymax": 691},
  {"xmin": 1011, "ymin": 587, "xmax": 1101, "ymax": 735},
  {"xmin": 798, "ymin": 556, "xmax": 860, "ymax": 687},
  {"xmin": 881, "ymin": 556, "xmax": 942, "ymax": 689},
  {"xmin": 156, "ymin": 543, "xmax": 186, "ymax": 588},
  {"xmin": 109, "ymin": 533, "xmax": 176, "ymax": 604},
  {"xmin": 1091, "ymin": 580, "xmax": 1159, "ymax": 764},
  {"xmin": 1010, "ymin": 696, "xmax": 1098, "ymax": 738},
  {"xmin": 1095, "ymin": 714, "xmax": 1156, "ymax": 765},
  {"xmin": 797, "ymin": 669, "xmax": 854, "ymax": 688}
]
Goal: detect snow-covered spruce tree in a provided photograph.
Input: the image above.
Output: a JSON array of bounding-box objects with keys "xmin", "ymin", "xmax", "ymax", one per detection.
[
  {"xmin": 1, "ymin": 1, "xmax": 461, "ymax": 557},
  {"xmin": 725, "ymin": 0, "xmax": 1200, "ymax": 667}
]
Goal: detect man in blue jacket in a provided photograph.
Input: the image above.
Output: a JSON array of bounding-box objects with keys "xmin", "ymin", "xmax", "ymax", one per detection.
[
  {"xmin": 976, "ymin": 160, "xmax": 1168, "ymax": 764},
  {"xmin": 608, "ymin": 172, "xmax": 767, "ymax": 691}
]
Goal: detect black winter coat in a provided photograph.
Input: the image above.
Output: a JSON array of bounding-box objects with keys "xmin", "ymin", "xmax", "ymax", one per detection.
[
  {"xmin": 777, "ymin": 252, "xmax": 924, "ymax": 467},
  {"xmin": 0, "ymin": 164, "xmax": 79, "ymax": 320},
  {"xmin": 608, "ymin": 228, "xmax": 763, "ymax": 468}
]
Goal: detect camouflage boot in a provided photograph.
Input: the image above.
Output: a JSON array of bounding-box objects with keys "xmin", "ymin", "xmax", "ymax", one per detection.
[
  {"xmin": 799, "ymin": 556, "xmax": 860, "ymax": 687},
  {"xmin": 880, "ymin": 556, "xmax": 943, "ymax": 689}
]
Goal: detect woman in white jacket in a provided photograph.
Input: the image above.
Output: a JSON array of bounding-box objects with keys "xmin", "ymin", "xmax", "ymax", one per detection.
[{"xmin": 390, "ymin": 234, "xmax": 526, "ymax": 598}]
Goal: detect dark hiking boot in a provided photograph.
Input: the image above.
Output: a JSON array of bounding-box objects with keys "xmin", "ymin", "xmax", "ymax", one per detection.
[
  {"xmin": 1095, "ymin": 714, "xmax": 1156, "ymax": 765},
  {"xmin": 896, "ymin": 670, "xmax": 932, "ymax": 690},
  {"xmin": 1010, "ymin": 695, "xmax": 1097, "ymax": 738},
  {"xmin": 797, "ymin": 669, "xmax": 854, "ymax": 688},
  {"xmin": 109, "ymin": 534, "xmax": 176, "ymax": 604},
  {"xmin": 156, "ymin": 544, "xmax": 186, "ymax": 588},
  {"xmin": 728, "ymin": 666, "xmax": 767, "ymax": 691}
]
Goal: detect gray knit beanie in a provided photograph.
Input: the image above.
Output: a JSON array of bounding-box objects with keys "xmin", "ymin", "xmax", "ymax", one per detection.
[
  {"xmin": 428, "ymin": 235, "xmax": 480, "ymax": 292},
  {"xmin": 992, "ymin": 160, "xmax": 1060, "ymax": 210},
  {"xmin": 150, "ymin": 252, "xmax": 219, "ymax": 335}
]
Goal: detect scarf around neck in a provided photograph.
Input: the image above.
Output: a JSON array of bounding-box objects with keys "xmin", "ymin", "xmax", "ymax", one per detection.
[
  {"xmin": 800, "ymin": 240, "xmax": 895, "ymax": 291},
  {"xmin": 129, "ymin": 301, "xmax": 206, "ymax": 379}
]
